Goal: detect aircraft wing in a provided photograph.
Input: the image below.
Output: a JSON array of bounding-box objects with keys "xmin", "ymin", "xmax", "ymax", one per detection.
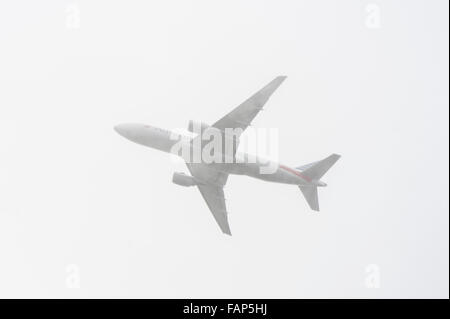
[
  {"xmin": 186, "ymin": 163, "xmax": 232, "ymax": 235},
  {"xmin": 212, "ymin": 76, "xmax": 287, "ymax": 134},
  {"xmin": 190, "ymin": 76, "xmax": 287, "ymax": 160}
]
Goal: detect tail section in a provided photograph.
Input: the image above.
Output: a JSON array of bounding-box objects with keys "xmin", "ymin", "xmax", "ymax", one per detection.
[{"xmin": 297, "ymin": 154, "xmax": 340, "ymax": 211}]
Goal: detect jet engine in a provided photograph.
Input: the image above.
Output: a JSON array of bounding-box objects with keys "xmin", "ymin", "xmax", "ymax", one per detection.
[
  {"xmin": 172, "ymin": 172, "xmax": 197, "ymax": 187},
  {"xmin": 187, "ymin": 120, "xmax": 210, "ymax": 133}
]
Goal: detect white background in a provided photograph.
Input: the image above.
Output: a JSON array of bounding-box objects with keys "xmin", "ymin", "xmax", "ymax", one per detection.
[{"xmin": 0, "ymin": 0, "xmax": 448, "ymax": 298}]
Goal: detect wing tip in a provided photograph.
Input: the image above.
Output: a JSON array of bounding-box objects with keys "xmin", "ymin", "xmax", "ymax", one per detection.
[
  {"xmin": 222, "ymin": 226, "xmax": 232, "ymax": 236},
  {"xmin": 331, "ymin": 153, "xmax": 341, "ymax": 159}
]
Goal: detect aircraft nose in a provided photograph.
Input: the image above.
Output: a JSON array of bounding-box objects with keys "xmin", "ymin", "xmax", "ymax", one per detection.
[
  {"xmin": 114, "ymin": 124, "xmax": 127, "ymax": 137},
  {"xmin": 114, "ymin": 123, "xmax": 138, "ymax": 139}
]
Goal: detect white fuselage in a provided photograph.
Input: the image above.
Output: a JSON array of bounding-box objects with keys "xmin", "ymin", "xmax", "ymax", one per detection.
[{"xmin": 114, "ymin": 123, "xmax": 321, "ymax": 187}]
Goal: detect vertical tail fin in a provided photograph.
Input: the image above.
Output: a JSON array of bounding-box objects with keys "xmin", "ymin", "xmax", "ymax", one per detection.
[
  {"xmin": 300, "ymin": 154, "xmax": 341, "ymax": 181},
  {"xmin": 297, "ymin": 154, "xmax": 340, "ymax": 211},
  {"xmin": 299, "ymin": 186, "xmax": 319, "ymax": 211}
]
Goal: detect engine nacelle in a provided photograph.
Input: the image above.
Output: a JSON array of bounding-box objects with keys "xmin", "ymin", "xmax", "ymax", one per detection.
[
  {"xmin": 187, "ymin": 120, "xmax": 210, "ymax": 133},
  {"xmin": 172, "ymin": 172, "xmax": 197, "ymax": 187}
]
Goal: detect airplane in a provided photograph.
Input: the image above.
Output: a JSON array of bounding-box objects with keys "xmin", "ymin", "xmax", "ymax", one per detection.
[{"xmin": 114, "ymin": 76, "xmax": 340, "ymax": 235}]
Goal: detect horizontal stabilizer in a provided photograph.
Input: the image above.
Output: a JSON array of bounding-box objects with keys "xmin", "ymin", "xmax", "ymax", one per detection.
[
  {"xmin": 299, "ymin": 186, "xmax": 319, "ymax": 211},
  {"xmin": 297, "ymin": 154, "xmax": 340, "ymax": 212}
]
